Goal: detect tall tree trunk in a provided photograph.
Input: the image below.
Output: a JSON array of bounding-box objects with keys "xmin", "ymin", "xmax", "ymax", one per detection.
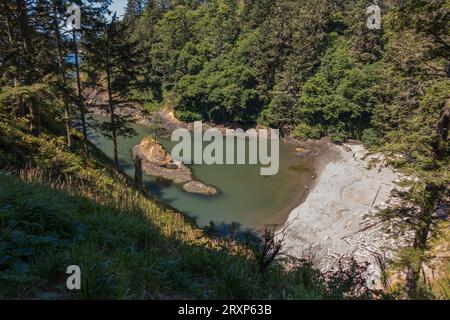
[
  {"xmin": 16, "ymin": 0, "xmax": 41, "ymax": 135},
  {"xmin": 112, "ymin": 130, "xmax": 119, "ymax": 170},
  {"xmin": 405, "ymin": 184, "xmax": 438, "ymax": 298},
  {"xmin": 405, "ymin": 226, "xmax": 430, "ymax": 297},
  {"xmin": 105, "ymin": 60, "xmax": 119, "ymax": 170},
  {"xmin": 72, "ymin": 30, "xmax": 89, "ymax": 158},
  {"xmin": 437, "ymin": 96, "xmax": 449, "ymax": 142},
  {"xmin": 134, "ymin": 156, "xmax": 143, "ymax": 189},
  {"xmin": 406, "ymin": 95, "xmax": 450, "ymax": 297},
  {"xmin": 2, "ymin": 1, "xmax": 23, "ymax": 117},
  {"xmin": 28, "ymin": 97, "xmax": 41, "ymax": 136},
  {"xmin": 52, "ymin": 0, "xmax": 72, "ymax": 148}
]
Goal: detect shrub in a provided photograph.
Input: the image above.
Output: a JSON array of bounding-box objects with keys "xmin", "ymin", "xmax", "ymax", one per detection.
[
  {"xmin": 362, "ymin": 128, "xmax": 382, "ymax": 148},
  {"xmin": 292, "ymin": 123, "xmax": 322, "ymax": 140},
  {"xmin": 326, "ymin": 125, "xmax": 348, "ymax": 144},
  {"xmin": 174, "ymin": 110, "xmax": 203, "ymax": 122}
]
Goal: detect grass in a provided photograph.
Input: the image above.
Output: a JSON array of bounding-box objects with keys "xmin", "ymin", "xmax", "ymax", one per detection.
[
  {"xmin": 427, "ymin": 222, "xmax": 450, "ymax": 299},
  {"xmin": 0, "ymin": 115, "xmax": 341, "ymax": 300},
  {"xmin": 0, "ymin": 169, "xmax": 335, "ymax": 299},
  {"xmin": 0, "ymin": 168, "xmax": 254, "ymax": 299},
  {"xmin": 0, "ymin": 112, "xmax": 382, "ymax": 300}
]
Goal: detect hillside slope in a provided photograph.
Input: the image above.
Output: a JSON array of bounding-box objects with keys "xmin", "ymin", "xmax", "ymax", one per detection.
[{"xmin": 0, "ymin": 115, "xmax": 373, "ymax": 299}]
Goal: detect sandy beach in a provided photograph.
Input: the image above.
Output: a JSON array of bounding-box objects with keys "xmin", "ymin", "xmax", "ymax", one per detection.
[{"xmin": 281, "ymin": 143, "xmax": 401, "ymax": 282}]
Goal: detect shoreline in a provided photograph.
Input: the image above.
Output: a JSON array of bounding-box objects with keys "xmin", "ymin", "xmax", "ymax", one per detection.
[
  {"xmin": 87, "ymin": 104, "xmax": 401, "ymax": 279},
  {"xmin": 269, "ymin": 142, "xmax": 331, "ymax": 229},
  {"xmin": 280, "ymin": 142, "xmax": 401, "ymax": 283}
]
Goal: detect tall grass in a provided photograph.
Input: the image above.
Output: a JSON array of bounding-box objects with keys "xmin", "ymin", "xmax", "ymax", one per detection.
[
  {"xmin": 7, "ymin": 163, "xmax": 218, "ymax": 249},
  {"xmin": 0, "ymin": 119, "xmax": 371, "ymax": 300},
  {"xmin": 1, "ymin": 164, "xmax": 334, "ymax": 299}
]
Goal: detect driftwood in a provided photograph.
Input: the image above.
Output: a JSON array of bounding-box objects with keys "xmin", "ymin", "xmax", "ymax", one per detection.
[{"xmin": 371, "ymin": 185, "xmax": 382, "ymax": 207}]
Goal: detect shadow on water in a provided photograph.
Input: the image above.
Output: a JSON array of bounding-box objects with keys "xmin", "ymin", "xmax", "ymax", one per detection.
[
  {"xmin": 118, "ymin": 159, "xmax": 133, "ymax": 172},
  {"xmin": 143, "ymin": 179, "xmax": 167, "ymax": 198},
  {"xmin": 203, "ymin": 220, "xmax": 261, "ymax": 242}
]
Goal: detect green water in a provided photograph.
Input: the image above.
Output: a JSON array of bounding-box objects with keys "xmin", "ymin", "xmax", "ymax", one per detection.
[{"xmin": 89, "ymin": 118, "xmax": 315, "ymax": 231}]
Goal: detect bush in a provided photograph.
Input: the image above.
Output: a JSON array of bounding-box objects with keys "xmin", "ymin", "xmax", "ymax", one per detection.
[
  {"xmin": 361, "ymin": 128, "xmax": 382, "ymax": 148},
  {"xmin": 142, "ymin": 102, "xmax": 162, "ymax": 113},
  {"xmin": 326, "ymin": 125, "xmax": 348, "ymax": 144},
  {"xmin": 174, "ymin": 110, "xmax": 203, "ymax": 122},
  {"xmin": 292, "ymin": 123, "xmax": 322, "ymax": 140},
  {"xmin": 325, "ymin": 257, "xmax": 371, "ymax": 299}
]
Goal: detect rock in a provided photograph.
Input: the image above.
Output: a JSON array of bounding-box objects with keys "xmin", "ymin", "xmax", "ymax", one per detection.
[
  {"xmin": 182, "ymin": 181, "xmax": 218, "ymax": 196},
  {"xmin": 166, "ymin": 163, "xmax": 179, "ymax": 169},
  {"xmin": 343, "ymin": 145, "xmax": 352, "ymax": 152},
  {"xmin": 132, "ymin": 137, "xmax": 219, "ymax": 195},
  {"xmin": 296, "ymin": 149, "xmax": 319, "ymax": 158},
  {"xmin": 140, "ymin": 137, "xmax": 172, "ymax": 166},
  {"xmin": 132, "ymin": 137, "xmax": 192, "ymax": 184}
]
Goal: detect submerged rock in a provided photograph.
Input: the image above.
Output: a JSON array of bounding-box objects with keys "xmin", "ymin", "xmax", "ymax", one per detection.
[
  {"xmin": 182, "ymin": 181, "xmax": 218, "ymax": 196},
  {"xmin": 296, "ymin": 149, "xmax": 319, "ymax": 158}
]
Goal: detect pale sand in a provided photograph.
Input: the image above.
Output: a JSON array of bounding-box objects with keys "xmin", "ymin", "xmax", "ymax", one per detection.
[{"xmin": 281, "ymin": 143, "xmax": 401, "ymax": 281}]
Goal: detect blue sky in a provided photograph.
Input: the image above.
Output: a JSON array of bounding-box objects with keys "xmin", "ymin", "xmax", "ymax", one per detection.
[{"xmin": 109, "ymin": 0, "xmax": 127, "ymax": 18}]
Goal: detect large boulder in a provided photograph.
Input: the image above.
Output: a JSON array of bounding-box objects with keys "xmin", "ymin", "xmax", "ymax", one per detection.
[
  {"xmin": 132, "ymin": 137, "xmax": 218, "ymax": 196},
  {"xmin": 132, "ymin": 137, "xmax": 192, "ymax": 184},
  {"xmin": 135, "ymin": 137, "xmax": 172, "ymax": 166},
  {"xmin": 182, "ymin": 181, "xmax": 218, "ymax": 196}
]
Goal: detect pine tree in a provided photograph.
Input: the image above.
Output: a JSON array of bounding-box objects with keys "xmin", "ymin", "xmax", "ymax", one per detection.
[
  {"xmin": 0, "ymin": 1, "xmax": 23, "ymax": 118},
  {"xmin": 73, "ymin": 0, "xmax": 114, "ymax": 159},
  {"xmin": 16, "ymin": 0, "xmax": 41, "ymax": 135},
  {"xmin": 124, "ymin": 0, "xmax": 145, "ymax": 22},
  {"xmin": 371, "ymin": 0, "xmax": 450, "ymax": 298},
  {"xmin": 84, "ymin": 15, "xmax": 139, "ymax": 170},
  {"xmin": 50, "ymin": 0, "xmax": 74, "ymax": 148}
]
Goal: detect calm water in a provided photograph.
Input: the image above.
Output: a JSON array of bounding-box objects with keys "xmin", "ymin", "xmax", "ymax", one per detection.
[{"xmin": 88, "ymin": 117, "xmax": 315, "ymax": 231}]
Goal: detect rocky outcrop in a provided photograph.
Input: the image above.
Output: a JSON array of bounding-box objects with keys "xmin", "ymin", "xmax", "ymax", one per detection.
[
  {"xmin": 132, "ymin": 137, "xmax": 218, "ymax": 195},
  {"xmin": 132, "ymin": 137, "xmax": 191, "ymax": 184}
]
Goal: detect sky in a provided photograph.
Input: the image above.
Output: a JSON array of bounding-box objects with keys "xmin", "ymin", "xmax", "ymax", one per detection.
[{"xmin": 109, "ymin": 0, "xmax": 127, "ymax": 18}]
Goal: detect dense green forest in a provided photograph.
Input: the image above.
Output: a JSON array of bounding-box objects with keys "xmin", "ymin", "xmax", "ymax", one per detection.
[{"xmin": 0, "ymin": 0, "xmax": 449, "ymax": 299}]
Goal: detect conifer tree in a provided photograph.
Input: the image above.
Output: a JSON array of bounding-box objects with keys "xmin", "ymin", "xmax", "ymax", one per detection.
[
  {"xmin": 372, "ymin": 0, "xmax": 450, "ymax": 298},
  {"xmin": 16, "ymin": 0, "xmax": 41, "ymax": 135},
  {"xmin": 84, "ymin": 14, "xmax": 139, "ymax": 170},
  {"xmin": 50, "ymin": 0, "xmax": 74, "ymax": 148}
]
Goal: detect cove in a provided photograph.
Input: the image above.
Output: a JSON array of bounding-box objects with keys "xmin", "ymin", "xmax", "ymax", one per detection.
[{"xmin": 88, "ymin": 115, "xmax": 316, "ymax": 231}]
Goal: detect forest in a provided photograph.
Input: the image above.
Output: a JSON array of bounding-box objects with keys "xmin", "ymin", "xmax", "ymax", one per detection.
[{"xmin": 0, "ymin": 0, "xmax": 449, "ymax": 300}]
